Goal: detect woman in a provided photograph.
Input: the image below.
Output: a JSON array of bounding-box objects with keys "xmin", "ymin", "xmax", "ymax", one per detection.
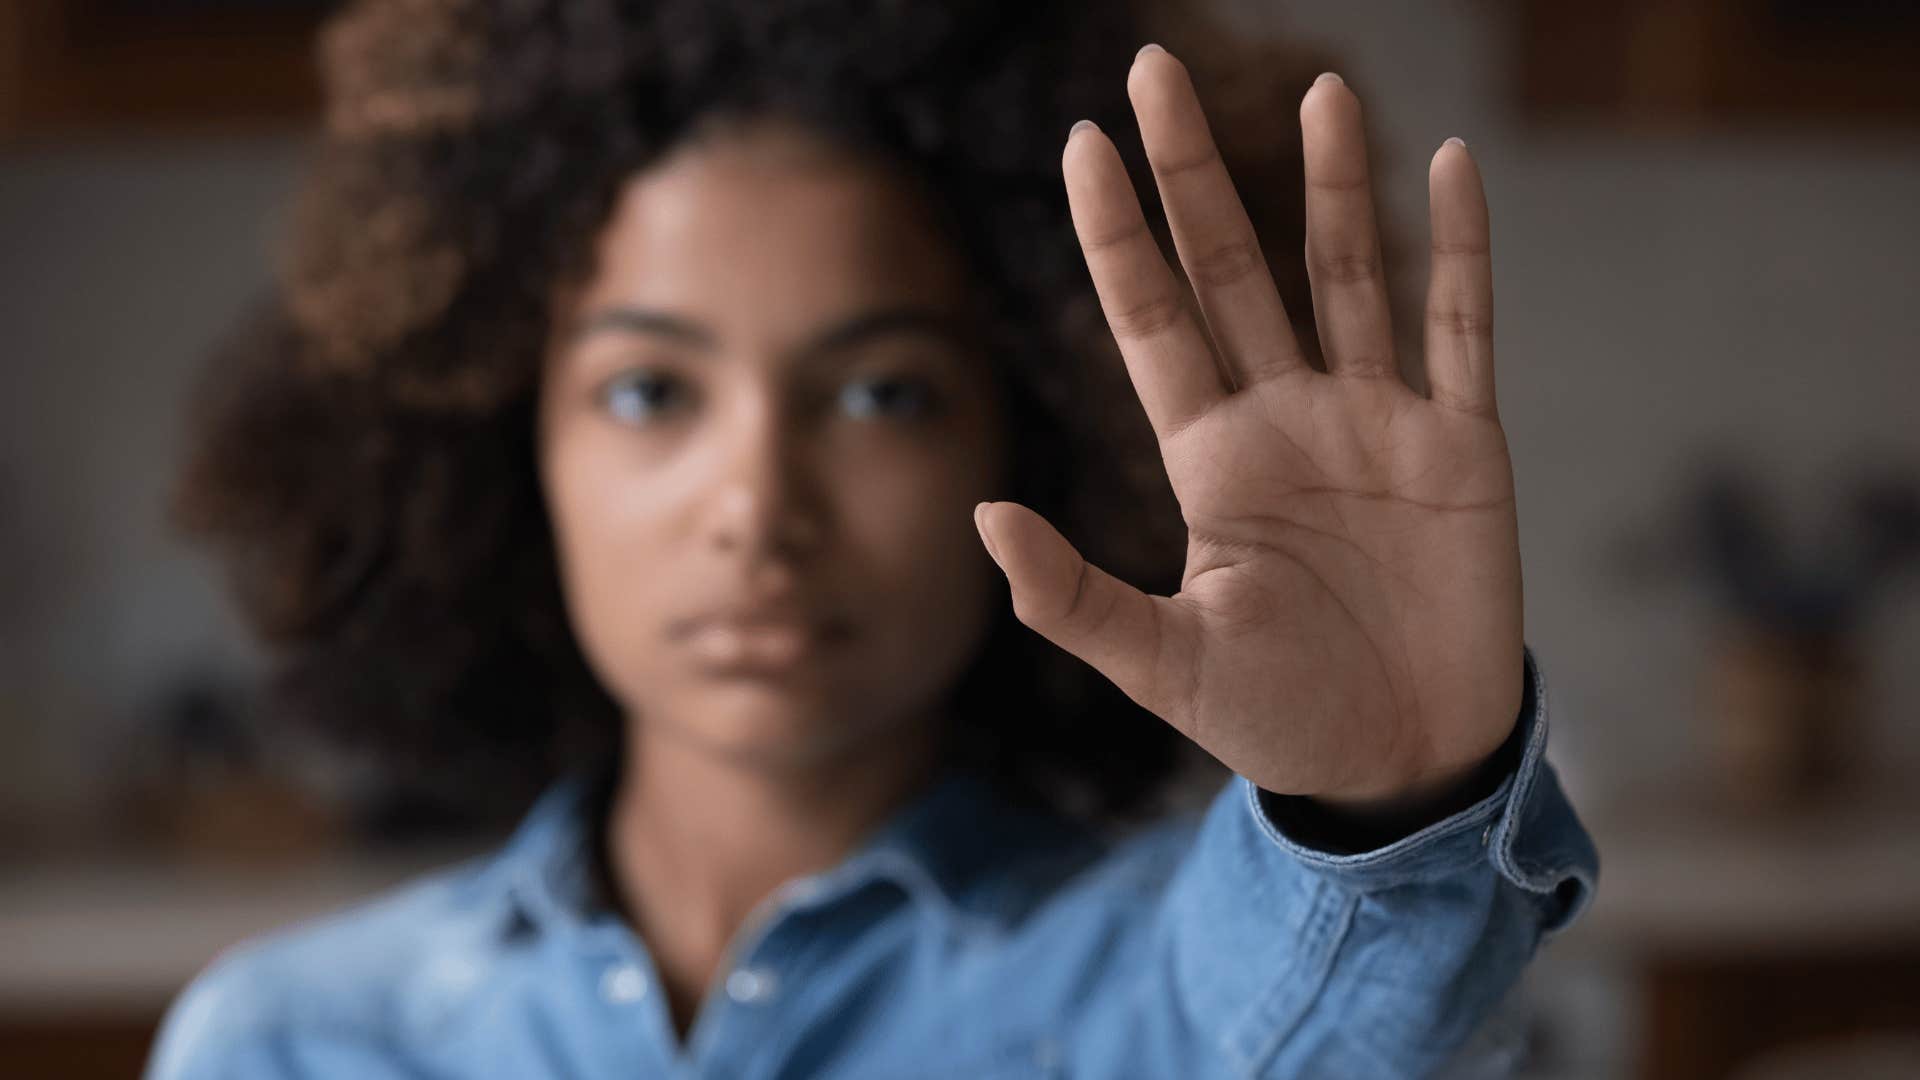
[{"xmin": 148, "ymin": 0, "xmax": 1596, "ymax": 1076}]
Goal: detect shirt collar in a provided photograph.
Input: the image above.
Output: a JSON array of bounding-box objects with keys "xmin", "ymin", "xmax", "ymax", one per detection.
[{"xmin": 497, "ymin": 767, "xmax": 1096, "ymax": 941}]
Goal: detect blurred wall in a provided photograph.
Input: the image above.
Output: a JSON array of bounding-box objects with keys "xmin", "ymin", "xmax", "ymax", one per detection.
[
  {"xmin": 3, "ymin": 1, "xmax": 1919, "ymax": 840},
  {"xmin": 0, "ymin": 137, "xmax": 300, "ymax": 837},
  {"xmin": 1224, "ymin": 0, "xmax": 1920, "ymax": 808}
]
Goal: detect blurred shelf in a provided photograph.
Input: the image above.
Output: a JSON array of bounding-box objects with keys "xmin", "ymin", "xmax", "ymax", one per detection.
[
  {"xmin": 0, "ymin": 0, "xmax": 327, "ymax": 142},
  {"xmin": 0, "ymin": 843, "xmax": 482, "ymax": 1015},
  {"xmin": 1558, "ymin": 782, "xmax": 1920, "ymax": 1079},
  {"xmin": 1573, "ymin": 784, "xmax": 1920, "ymax": 953},
  {"xmin": 1515, "ymin": 0, "xmax": 1920, "ymax": 132}
]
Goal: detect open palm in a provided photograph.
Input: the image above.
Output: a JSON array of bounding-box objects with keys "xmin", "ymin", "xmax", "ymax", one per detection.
[{"xmin": 973, "ymin": 48, "xmax": 1524, "ymax": 808}]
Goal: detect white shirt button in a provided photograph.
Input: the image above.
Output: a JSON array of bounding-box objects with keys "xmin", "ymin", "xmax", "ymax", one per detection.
[
  {"xmin": 600, "ymin": 962, "xmax": 649, "ymax": 1004},
  {"xmin": 726, "ymin": 967, "xmax": 779, "ymax": 1004}
]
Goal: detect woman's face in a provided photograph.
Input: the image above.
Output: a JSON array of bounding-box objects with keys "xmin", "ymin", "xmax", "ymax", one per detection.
[{"xmin": 538, "ymin": 119, "xmax": 1007, "ymax": 769}]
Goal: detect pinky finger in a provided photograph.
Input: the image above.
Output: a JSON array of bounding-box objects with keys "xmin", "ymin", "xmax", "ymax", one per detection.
[{"xmin": 1423, "ymin": 138, "xmax": 1497, "ymax": 418}]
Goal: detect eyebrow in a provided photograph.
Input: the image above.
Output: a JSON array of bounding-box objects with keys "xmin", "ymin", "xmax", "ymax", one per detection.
[{"xmin": 565, "ymin": 304, "xmax": 979, "ymax": 362}]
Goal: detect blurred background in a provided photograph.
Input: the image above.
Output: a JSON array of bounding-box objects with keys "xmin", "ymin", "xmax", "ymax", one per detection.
[{"xmin": 2, "ymin": 0, "xmax": 1918, "ymax": 1076}]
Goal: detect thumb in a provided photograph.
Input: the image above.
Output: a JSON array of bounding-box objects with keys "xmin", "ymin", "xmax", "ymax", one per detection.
[{"xmin": 973, "ymin": 500, "xmax": 1185, "ymax": 721}]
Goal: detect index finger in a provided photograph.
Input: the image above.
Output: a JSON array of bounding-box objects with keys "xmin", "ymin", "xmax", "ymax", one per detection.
[{"xmin": 1063, "ymin": 119, "xmax": 1227, "ymax": 439}]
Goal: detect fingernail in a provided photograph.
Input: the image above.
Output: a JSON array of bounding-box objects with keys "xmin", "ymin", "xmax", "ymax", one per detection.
[
  {"xmin": 1137, "ymin": 42, "xmax": 1165, "ymax": 60},
  {"xmin": 1315, "ymin": 71, "xmax": 1344, "ymax": 87},
  {"xmin": 1069, "ymin": 119, "xmax": 1097, "ymax": 139},
  {"xmin": 1445, "ymin": 136, "xmax": 1467, "ymax": 149},
  {"xmin": 974, "ymin": 503, "xmax": 1004, "ymax": 568}
]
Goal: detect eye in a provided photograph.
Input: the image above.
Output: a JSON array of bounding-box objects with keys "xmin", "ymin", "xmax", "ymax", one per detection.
[
  {"xmin": 599, "ymin": 370, "xmax": 689, "ymax": 424},
  {"xmin": 838, "ymin": 373, "xmax": 940, "ymax": 421}
]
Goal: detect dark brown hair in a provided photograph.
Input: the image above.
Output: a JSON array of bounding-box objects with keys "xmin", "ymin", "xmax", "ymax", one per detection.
[{"xmin": 171, "ymin": 0, "xmax": 1333, "ymax": 827}]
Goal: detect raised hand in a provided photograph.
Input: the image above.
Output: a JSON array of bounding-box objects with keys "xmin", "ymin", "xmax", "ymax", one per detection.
[{"xmin": 971, "ymin": 46, "xmax": 1524, "ymax": 814}]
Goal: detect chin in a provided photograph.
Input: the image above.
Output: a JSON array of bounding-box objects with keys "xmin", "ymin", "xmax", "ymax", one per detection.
[{"xmin": 663, "ymin": 680, "xmax": 922, "ymax": 769}]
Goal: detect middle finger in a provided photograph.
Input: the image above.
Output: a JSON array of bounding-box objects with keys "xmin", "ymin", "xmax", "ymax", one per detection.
[
  {"xmin": 1300, "ymin": 73, "xmax": 1398, "ymax": 380},
  {"xmin": 1128, "ymin": 45, "xmax": 1305, "ymax": 388}
]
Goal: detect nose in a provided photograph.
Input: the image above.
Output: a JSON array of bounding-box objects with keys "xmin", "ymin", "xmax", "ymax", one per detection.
[{"xmin": 707, "ymin": 391, "xmax": 824, "ymax": 564}]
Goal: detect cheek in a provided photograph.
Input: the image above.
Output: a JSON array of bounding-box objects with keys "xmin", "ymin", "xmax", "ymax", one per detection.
[
  {"xmin": 538, "ymin": 422, "xmax": 683, "ymax": 701},
  {"xmin": 829, "ymin": 434, "xmax": 1001, "ymax": 658}
]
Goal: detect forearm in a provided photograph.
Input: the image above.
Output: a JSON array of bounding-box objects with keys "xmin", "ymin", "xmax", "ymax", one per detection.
[{"xmin": 1148, "ymin": 645, "xmax": 1597, "ymax": 1076}]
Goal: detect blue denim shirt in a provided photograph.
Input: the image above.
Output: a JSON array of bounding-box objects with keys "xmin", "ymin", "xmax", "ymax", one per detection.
[{"xmin": 144, "ymin": 647, "xmax": 1596, "ymax": 1079}]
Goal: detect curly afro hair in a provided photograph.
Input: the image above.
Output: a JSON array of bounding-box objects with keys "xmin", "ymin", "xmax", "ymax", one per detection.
[{"xmin": 170, "ymin": 0, "xmax": 1338, "ymax": 828}]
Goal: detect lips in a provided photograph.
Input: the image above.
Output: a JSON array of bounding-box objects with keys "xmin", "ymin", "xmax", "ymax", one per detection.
[{"xmin": 673, "ymin": 608, "xmax": 852, "ymax": 671}]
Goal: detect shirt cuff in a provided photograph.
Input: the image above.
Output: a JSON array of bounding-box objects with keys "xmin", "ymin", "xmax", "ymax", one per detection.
[{"xmin": 1242, "ymin": 645, "xmax": 1598, "ymax": 936}]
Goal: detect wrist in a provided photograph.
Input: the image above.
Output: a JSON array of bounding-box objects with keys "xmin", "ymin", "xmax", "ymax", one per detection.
[
  {"xmin": 1276, "ymin": 715, "xmax": 1525, "ymax": 854},
  {"xmin": 1314, "ymin": 725, "xmax": 1514, "ymax": 817},
  {"xmin": 1316, "ymin": 726, "xmax": 1514, "ymax": 818}
]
